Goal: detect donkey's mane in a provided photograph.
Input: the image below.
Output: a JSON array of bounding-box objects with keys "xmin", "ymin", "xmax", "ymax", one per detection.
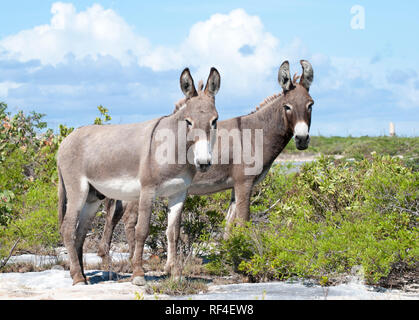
[
  {"xmin": 249, "ymin": 92, "xmax": 282, "ymax": 115},
  {"xmin": 173, "ymin": 98, "xmax": 187, "ymax": 114},
  {"xmin": 172, "ymin": 80, "xmax": 205, "ymax": 114},
  {"xmin": 248, "ymin": 72, "xmax": 301, "ymax": 115}
]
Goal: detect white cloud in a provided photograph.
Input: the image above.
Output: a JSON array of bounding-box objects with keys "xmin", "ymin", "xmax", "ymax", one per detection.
[
  {"xmin": 0, "ymin": 2, "xmax": 150, "ymax": 66},
  {"xmin": 140, "ymin": 9, "xmax": 285, "ymax": 94},
  {"xmin": 394, "ymin": 80, "xmax": 419, "ymax": 109},
  {"xmin": 0, "ymin": 5, "xmax": 290, "ymax": 95},
  {"xmin": 0, "ymin": 81, "xmax": 22, "ymax": 98},
  {"xmin": 176, "ymin": 9, "xmax": 282, "ymax": 93}
]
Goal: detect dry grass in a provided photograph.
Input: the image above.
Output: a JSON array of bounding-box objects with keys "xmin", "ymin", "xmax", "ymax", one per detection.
[{"xmin": 145, "ymin": 276, "xmax": 209, "ymax": 296}]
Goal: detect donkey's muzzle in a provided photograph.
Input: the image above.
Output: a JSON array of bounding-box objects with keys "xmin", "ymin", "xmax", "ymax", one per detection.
[
  {"xmin": 197, "ymin": 162, "xmax": 212, "ymax": 172},
  {"xmin": 295, "ymin": 134, "xmax": 310, "ymax": 150},
  {"xmin": 194, "ymin": 139, "xmax": 212, "ymax": 172}
]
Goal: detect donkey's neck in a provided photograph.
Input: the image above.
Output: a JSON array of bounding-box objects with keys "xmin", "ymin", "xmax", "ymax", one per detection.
[{"xmin": 241, "ymin": 97, "xmax": 293, "ymax": 165}]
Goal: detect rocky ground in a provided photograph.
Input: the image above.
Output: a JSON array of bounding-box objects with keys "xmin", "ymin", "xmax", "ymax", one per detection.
[
  {"xmin": 1, "ymin": 268, "xmax": 418, "ymax": 300},
  {"xmin": 1, "ymin": 251, "xmax": 417, "ymax": 300}
]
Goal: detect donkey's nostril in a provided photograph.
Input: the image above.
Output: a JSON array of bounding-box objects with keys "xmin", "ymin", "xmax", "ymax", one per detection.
[
  {"xmin": 198, "ymin": 163, "xmax": 211, "ymax": 172},
  {"xmin": 295, "ymin": 135, "xmax": 309, "ymax": 142},
  {"xmin": 295, "ymin": 134, "xmax": 310, "ymax": 150}
]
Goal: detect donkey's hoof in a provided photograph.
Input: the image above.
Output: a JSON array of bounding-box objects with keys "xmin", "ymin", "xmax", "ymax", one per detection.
[
  {"xmin": 132, "ymin": 276, "xmax": 146, "ymax": 286},
  {"xmin": 73, "ymin": 281, "xmax": 87, "ymax": 286},
  {"xmin": 163, "ymin": 265, "xmax": 171, "ymax": 275},
  {"xmin": 170, "ymin": 275, "xmax": 181, "ymax": 282}
]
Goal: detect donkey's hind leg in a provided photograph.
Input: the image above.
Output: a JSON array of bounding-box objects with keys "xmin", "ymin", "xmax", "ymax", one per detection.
[
  {"xmin": 60, "ymin": 177, "xmax": 90, "ymax": 285},
  {"xmin": 75, "ymin": 189, "xmax": 102, "ymax": 281},
  {"xmin": 223, "ymin": 189, "xmax": 237, "ymax": 240},
  {"xmin": 98, "ymin": 199, "xmax": 124, "ymax": 263},
  {"xmin": 224, "ymin": 181, "xmax": 253, "ymax": 239}
]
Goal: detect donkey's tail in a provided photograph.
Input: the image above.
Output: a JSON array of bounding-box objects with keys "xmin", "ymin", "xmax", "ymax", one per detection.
[{"xmin": 58, "ymin": 167, "xmax": 67, "ymax": 228}]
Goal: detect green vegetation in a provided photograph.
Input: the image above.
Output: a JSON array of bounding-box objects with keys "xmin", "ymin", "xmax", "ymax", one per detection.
[
  {"xmin": 94, "ymin": 105, "xmax": 112, "ymax": 125},
  {"xmin": 0, "ymin": 103, "xmax": 95, "ymax": 264},
  {"xmin": 0, "ymin": 102, "xmax": 62, "ymax": 260},
  {"xmin": 208, "ymin": 156, "xmax": 418, "ymax": 285},
  {"xmin": 1, "ymin": 101, "xmax": 418, "ymax": 288},
  {"xmin": 284, "ymin": 135, "xmax": 419, "ymax": 160},
  {"xmin": 146, "ymin": 194, "xmax": 226, "ymax": 258},
  {"xmin": 145, "ymin": 276, "xmax": 208, "ymax": 296}
]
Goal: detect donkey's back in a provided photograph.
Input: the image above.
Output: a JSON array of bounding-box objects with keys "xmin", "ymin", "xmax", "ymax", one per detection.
[{"xmin": 58, "ymin": 119, "xmax": 159, "ymax": 200}]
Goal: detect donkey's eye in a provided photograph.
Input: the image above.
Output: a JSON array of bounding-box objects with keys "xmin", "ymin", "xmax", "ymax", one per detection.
[
  {"xmin": 185, "ymin": 119, "xmax": 193, "ymax": 127},
  {"xmin": 284, "ymin": 104, "xmax": 292, "ymax": 112},
  {"xmin": 307, "ymin": 102, "xmax": 314, "ymax": 112}
]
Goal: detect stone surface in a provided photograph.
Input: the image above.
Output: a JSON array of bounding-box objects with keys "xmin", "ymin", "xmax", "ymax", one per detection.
[{"xmin": 0, "ymin": 269, "xmax": 417, "ymax": 300}]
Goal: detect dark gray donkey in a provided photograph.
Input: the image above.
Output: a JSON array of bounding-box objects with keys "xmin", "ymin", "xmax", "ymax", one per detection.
[
  {"xmin": 57, "ymin": 68, "xmax": 221, "ymax": 285},
  {"xmin": 98, "ymin": 60, "xmax": 314, "ymax": 276}
]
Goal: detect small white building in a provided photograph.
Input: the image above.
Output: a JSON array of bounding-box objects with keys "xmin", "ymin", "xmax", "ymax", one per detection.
[{"xmin": 389, "ymin": 122, "xmax": 395, "ymax": 137}]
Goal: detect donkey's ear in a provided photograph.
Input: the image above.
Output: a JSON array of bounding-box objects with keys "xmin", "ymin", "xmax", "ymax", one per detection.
[
  {"xmin": 278, "ymin": 61, "xmax": 292, "ymax": 92},
  {"xmin": 180, "ymin": 68, "xmax": 197, "ymax": 98},
  {"xmin": 204, "ymin": 67, "xmax": 221, "ymax": 97},
  {"xmin": 299, "ymin": 60, "xmax": 313, "ymax": 91}
]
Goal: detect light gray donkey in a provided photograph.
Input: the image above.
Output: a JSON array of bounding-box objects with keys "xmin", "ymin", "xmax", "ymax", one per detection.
[{"xmin": 57, "ymin": 68, "xmax": 221, "ymax": 285}]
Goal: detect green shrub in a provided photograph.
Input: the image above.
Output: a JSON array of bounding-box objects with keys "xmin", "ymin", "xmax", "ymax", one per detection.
[
  {"xmin": 0, "ymin": 190, "xmax": 15, "ymax": 226},
  {"xmin": 146, "ymin": 194, "xmax": 226, "ymax": 258},
  {"xmin": 145, "ymin": 199, "xmax": 169, "ymax": 255},
  {"xmin": 210, "ymin": 155, "xmax": 418, "ymax": 284},
  {"xmin": 0, "ymin": 103, "xmax": 107, "ymax": 263},
  {"xmin": 0, "ymin": 179, "xmax": 60, "ymax": 259},
  {"xmin": 0, "ymin": 103, "xmax": 61, "ymax": 262}
]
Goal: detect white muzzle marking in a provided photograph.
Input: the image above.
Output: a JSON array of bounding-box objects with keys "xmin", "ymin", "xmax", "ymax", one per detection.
[
  {"xmin": 294, "ymin": 121, "xmax": 309, "ymax": 137},
  {"xmin": 194, "ymin": 139, "xmax": 212, "ymax": 167}
]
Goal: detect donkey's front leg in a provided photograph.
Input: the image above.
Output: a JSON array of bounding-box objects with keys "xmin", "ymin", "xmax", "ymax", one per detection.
[
  {"xmin": 132, "ymin": 188, "xmax": 155, "ymax": 286},
  {"xmin": 224, "ymin": 181, "xmax": 253, "ymax": 239},
  {"xmin": 164, "ymin": 191, "xmax": 187, "ymax": 275}
]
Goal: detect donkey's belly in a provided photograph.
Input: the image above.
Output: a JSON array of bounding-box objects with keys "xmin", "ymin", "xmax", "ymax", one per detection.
[
  {"xmin": 188, "ymin": 177, "xmax": 234, "ymax": 196},
  {"xmin": 90, "ymin": 176, "xmax": 141, "ymax": 201},
  {"xmin": 156, "ymin": 174, "xmax": 192, "ymax": 197}
]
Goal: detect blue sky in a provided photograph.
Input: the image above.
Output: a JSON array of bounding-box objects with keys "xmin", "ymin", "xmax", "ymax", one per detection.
[{"xmin": 0, "ymin": 1, "xmax": 418, "ymax": 136}]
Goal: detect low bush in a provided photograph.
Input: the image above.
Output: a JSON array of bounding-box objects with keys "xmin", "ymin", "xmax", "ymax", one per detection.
[
  {"xmin": 209, "ymin": 155, "xmax": 418, "ymax": 285},
  {"xmin": 0, "ymin": 103, "xmax": 90, "ymax": 265},
  {"xmin": 145, "ymin": 276, "xmax": 209, "ymax": 296},
  {"xmin": 145, "ymin": 193, "xmax": 227, "ymax": 264}
]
